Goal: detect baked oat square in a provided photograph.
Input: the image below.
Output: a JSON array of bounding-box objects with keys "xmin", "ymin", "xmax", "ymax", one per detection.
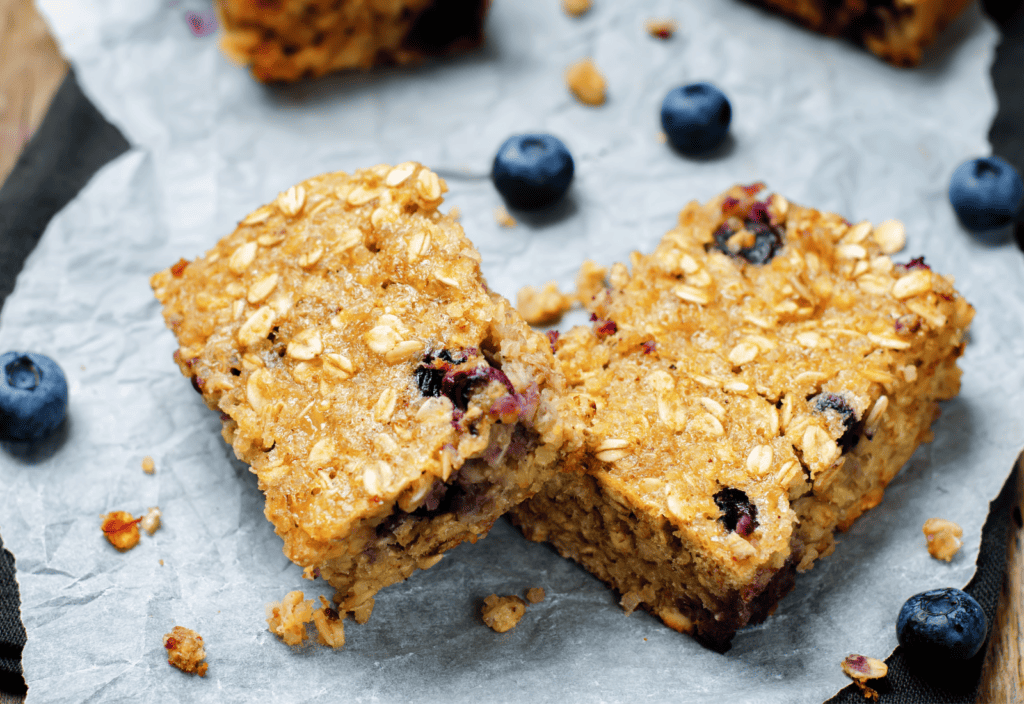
[
  {"xmin": 510, "ymin": 183, "xmax": 973, "ymax": 649},
  {"xmin": 152, "ymin": 163, "xmax": 577, "ymax": 622}
]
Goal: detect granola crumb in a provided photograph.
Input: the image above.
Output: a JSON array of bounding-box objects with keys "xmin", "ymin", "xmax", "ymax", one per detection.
[
  {"xmin": 141, "ymin": 507, "xmax": 162, "ymax": 536},
  {"xmin": 313, "ymin": 596, "xmax": 346, "ymax": 648},
  {"xmin": 841, "ymin": 654, "xmax": 887, "ymax": 701},
  {"xmin": 159, "ymin": 559, "xmax": 164, "ymax": 566},
  {"xmin": 645, "ymin": 19, "xmax": 677, "ymax": 39},
  {"xmin": 494, "ymin": 206, "xmax": 517, "ymax": 228},
  {"xmin": 923, "ymin": 518, "xmax": 963, "ymax": 561},
  {"xmin": 266, "ymin": 590, "xmax": 316, "ymax": 645},
  {"xmin": 164, "ymin": 626, "xmax": 208, "ymax": 677},
  {"xmin": 481, "ymin": 594, "xmax": 527, "ymax": 633},
  {"xmin": 566, "ymin": 58, "xmax": 607, "ymax": 106},
  {"xmin": 448, "ymin": 205, "xmax": 461, "ymax": 221},
  {"xmin": 141, "ymin": 456, "xmax": 155, "ymax": 474},
  {"xmin": 525, "ymin": 587, "xmax": 546, "ymax": 604},
  {"xmin": 516, "ymin": 282, "xmax": 575, "ymax": 325},
  {"xmin": 561, "ymin": 0, "xmax": 592, "ymax": 17},
  {"xmin": 101, "ymin": 511, "xmax": 142, "ymax": 551}
]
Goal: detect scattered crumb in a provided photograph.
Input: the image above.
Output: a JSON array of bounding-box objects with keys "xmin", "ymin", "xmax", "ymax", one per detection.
[
  {"xmin": 494, "ymin": 206, "xmax": 517, "ymax": 228},
  {"xmin": 923, "ymin": 518, "xmax": 963, "ymax": 561},
  {"xmin": 448, "ymin": 205, "xmax": 461, "ymax": 221},
  {"xmin": 312, "ymin": 596, "xmax": 346, "ymax": 648},
  {"xmin": 101, "ymin": 511, "xmax": 142, "ymax": 551},
  {"xmin": 159, "ymin": 559, "xmax": 164, "ymax": 566},
  {"xmin": 566, "ymin": 58, "xmax": 607, "ymax": 106},
  {"xmin": 164, "ymin": 626, "xmax": 208, "ymax": 677},
  {"xmin": 841, "ymin": 654, "xmax": 887, "ymax": 701},
  {"xmin": 481, "ymin": 594, "xmax": 527, "ymax": 633},
  {"xmin": 351, "ymin": 597, "xmax": 375, "ymax": 624},
  {"xmin": 645, "ymin": 18, "xmax": 677, "ymax": 39},
  {"xmin": 516, "ymin": 282, "xmax": 575, "ymax": 326},
  {"xmin": 141, "ymin": 456, "xmax": 155, "ymax": 474},
  {"xmin": 620, "ymin": 590, "xmax": 642, "ymax": 616},
  {"xmin": 266, "ymin": 591, "xmax": 315, "ymax": 645},
  {"xmin": 656, "ymin": 131, "xmax": 668, "ymax": 144},
  {"xmin": 561, "ymin": 0, "xmax": 592, "ymax": 17},
  {"xmin": 141, "ymin": 507, "xmax": 162, "ymax": 536},
  {"xmin": 525, "ymin": 587, "xmax": 546, "ymax": 604},
  {"xmin": 575, "ymin": 260, "xmax": 609, "ymax": 304}
]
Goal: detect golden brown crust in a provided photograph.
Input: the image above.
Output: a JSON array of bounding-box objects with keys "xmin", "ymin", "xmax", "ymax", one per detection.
[{"xmin": 511, "ymin": 183, "xmax": 973, "ymax": 647}]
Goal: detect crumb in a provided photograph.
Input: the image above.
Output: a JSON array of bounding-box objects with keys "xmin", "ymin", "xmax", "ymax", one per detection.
[
  {"xmin": 494, "ymin": 206, "xmax": 517, "ymax": 228},
  {"xmin": 525, "ymin": 587, "xmax": 546, "ymax": 604},
  {"xmin": 562, "ymin": 0, "xmax": 592, "ymax": 17},
  {"xmin": 566, "ymin": 58, "xmax": 607, "ymax": 106},
  {"xmin": 575, "ymin": 260, "xmax": 609, "ymax": 304},
  {"xmin": 449, "ymin": 205, "xmax": 461, "ymax": 221},
  {"xmin": 481, "ymin": 594, "xmax": 527, "ymax": 633},
  {"xmin": 841, "ymin": 654, "xmax": 887, "ymax": 701},
  {"xmin": 645, "ymin": 18, "xmax": 677, "ymax": 39},
  {"xmin": 141, "ymin": 507, "xmax": 162, "ymax": 536},
  {"xmin": 266, "ymin": 590, "xmax": 315, "ymax": 645},
  {"xmin": 620, "ymin": 590, "xmax": 642, "ymax": 615},
  {"xmin": 656, "ymin": 131, "xmax": 668, "ymax": 144},
  {"xmin": 141, "ymin": 456, "xmax": 155, "ymax": 474},
  {"xmin": 159, "ymin": 559, "xmax": 164, "ymax": 566},
  {"xmin": 923, "ymin": 518, "xmax": 963, "ymax": 561},
  {"xmin": 101, "ymin": 511, "xmax": 142, "ymax": 551},
  {"xmin": 516, "ymin": 282, "xmax": 575, "ymax": 326},
  {"xmin": 312, "ymin": 596, "xmax": 346, "ymax": 648},
  {"xmin": 164, "ymin": 626, "xmax": 208, "ymax": 677}
]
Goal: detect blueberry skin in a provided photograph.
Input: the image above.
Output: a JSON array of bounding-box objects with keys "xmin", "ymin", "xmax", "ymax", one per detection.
[
  {"xmin": 660, "ymin": 83, "xmax": 732, "ymax": 156},
  {"xmin": 0, "ymin": 352, "xmax": 69, "ymax": 442},
  {"xmin": 949, "ymin": 157, "xmax": 1024, "ymax": 232},
  {"xmin": 491, "ymin": 134, "xmax": 574, "ymax": 210},
  {"xmin": 896, "ymin": 588, "xmax": 987, "ymax": 660}
]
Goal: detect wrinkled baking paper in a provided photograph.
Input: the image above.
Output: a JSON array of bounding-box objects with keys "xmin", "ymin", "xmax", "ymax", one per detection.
[{"xmin": 1, "ymin": 0, "xmax": 1018, "ymax": 701}]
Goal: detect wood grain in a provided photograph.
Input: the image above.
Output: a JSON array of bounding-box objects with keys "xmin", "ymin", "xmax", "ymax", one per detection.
[
  {"xmin": 0, "ymin": 1, "xmax": 1022, "ymax": 702},
  {"xmin": 0, "ymin": 0, "xmax": 66, "ymax": 187}
]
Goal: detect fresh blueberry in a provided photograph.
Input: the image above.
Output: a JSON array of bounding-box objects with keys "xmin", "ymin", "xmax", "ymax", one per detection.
[
  {"xmin": 896, "ymin": 588, "xmax": 987, "ymax": 660},
  {"xmin": 491, "ymin": 134, "xmax": 574, "ymax": 210},
  {"xmin": 660, "ymin": 82, "xmax": 732, "ymax": 156},
  {"xmin": 0, "ymin": 352, "xmax": 69, "ymax": 442},
  {"xmin": 948, "ymin": 156, "xmax": 1023, "ymax": 232}
]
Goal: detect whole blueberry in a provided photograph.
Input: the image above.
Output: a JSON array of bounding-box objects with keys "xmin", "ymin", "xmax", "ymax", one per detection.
[
  {"xmin": 660, "ymin": 82, "xmax": 732, "ymax": 156},
  {"xmin": 0, "ymin": 352, "xmax": 69, "ymax": 442},
  {"xmin": 896, "ymin": 588, "xmax": 987, "ymax": 660},
  {"xmin": 491, "ymin": 134, "xmax": 574, "ymax": 210},
  {"xmin": 948, "ymin": 156, "xmax": 1023, "ymax": 232}
]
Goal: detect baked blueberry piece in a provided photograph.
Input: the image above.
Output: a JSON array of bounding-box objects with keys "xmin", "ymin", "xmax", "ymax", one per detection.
[
  {"xmin": 216, "ymin": 0, "xmax": 491, "ymax": 83},
  {"xmin": 510, "ymin": 184, "xmax": 974, "ymax": 650},
  {"xmin": 747, "ymin": 0, "xmax": 972, "ymax": 66},
  {"xmin": 152, "ymin": 163, "xmax": 579, "ymax": 621}
]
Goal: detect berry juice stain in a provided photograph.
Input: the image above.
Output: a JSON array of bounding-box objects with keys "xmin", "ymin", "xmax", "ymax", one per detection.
[{"xmin": 185, "ymin": 10, "xmax": 217, "ymax": 37}]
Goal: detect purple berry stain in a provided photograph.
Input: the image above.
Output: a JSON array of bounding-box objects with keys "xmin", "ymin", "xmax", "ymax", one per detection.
[{"xmin": 185, "ymin": 10, "xmax": 217, "ymax": 37}]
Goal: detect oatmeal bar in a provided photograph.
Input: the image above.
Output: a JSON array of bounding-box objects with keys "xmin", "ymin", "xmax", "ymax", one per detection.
[
  {"xmin": 510, "ymin": 183, "xmax": 973, "ymax": 649},
  {"xmin": 216, "ymin": 0, "xmax": 490, "ymax": 82},
  {"xmin": 152, "ymin": 163, "xmax": 576, "ymax": 621},
  {"xmin": 747, "ymin": 0, "xmax": 972, "ymax": 66}
]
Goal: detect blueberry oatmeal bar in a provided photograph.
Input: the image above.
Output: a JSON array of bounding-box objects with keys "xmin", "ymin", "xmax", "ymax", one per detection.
[
  {"xmin": 216, "ymin": 0, "xmax": 490, "ymax": 82},
  {"xmin": 510, "ymin": 183, "xmax": 973, "ymax": 649},
  {"xmin": 151, "ymin": 163, "xmax": 577, "ymax": 621},
  {"xmin": 747, "ymin": 0, "xmax": 972, "ymax": 66}
]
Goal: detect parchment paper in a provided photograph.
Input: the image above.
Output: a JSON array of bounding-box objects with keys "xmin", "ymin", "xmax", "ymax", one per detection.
[{"xmin": 1, "ymin": 1, "xmax": 1021, "ymax": 701}]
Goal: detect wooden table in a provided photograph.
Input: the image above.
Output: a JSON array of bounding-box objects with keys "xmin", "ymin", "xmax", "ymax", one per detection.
[{"xmin": 1, "ymin": 0, "xmax": 1021, "ymax": 701}]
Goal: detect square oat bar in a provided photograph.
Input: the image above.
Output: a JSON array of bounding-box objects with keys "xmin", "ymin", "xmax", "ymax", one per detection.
[
  {"xmin": 216, "ymin": 0, "xmax": 490, "ymax": 82},
  {"xmin": 152, "ymin": 163, "xmax": 577, "ymax": 622},
  {"xmin": 510, "ymin": 183, "xmax": 973, "ymax": 649}
]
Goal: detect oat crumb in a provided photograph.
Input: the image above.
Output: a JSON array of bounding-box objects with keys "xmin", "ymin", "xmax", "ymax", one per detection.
[
  {"xmin": 525, "ymin": 587, "xmax": 546, "ymax": 604},
  {"xmin": 266, "ymin": 590, "xmax": 316, "ymax": 645},
  {"xmin": 101, "ymin": 511, "xmax": 142, "ymax": 551},
  {"xmin": 575, "ymin": 260, "xmax": 609, "ymax": 304},
  {"xmin": 517, "ymin": 282, "xmax": 575, "ymax": 326},
  {"xmin": 562, "ymin": 0, "xmax": 592, "ymax": 17},
  {"xmin": 842, "ymin": 654, "xmax": 887, "ymax": 701},
  {"xmin": 566, "ymin": 58, "xmax": 607, "ymax": 106},
  {"xmin": 481, "ymin": 594, "xmax": 527, "ymax": 633},
  {"xmin": 141, "ymin": 456, "xmax": 155, "ymax": 474},
  {"xmin": 141, "ymin": 507, "xmax": 162, "ymax": 535},
  {"xmin": 313, "ymin": 596, "xmax": 346, "ymax": 648},
  {"xmin": 923, "ymin": 518, "xmax": 963, "ymax": 561},
  {"xmin": 494, "ymin": 206, "xmax": 517, "ymax": 228},
  {"xmin": 164, "ymin": 626, "xmax": 208, "ymax": 677},
  {"xmin": 645, "ymin": 19, "xmax": 677, "ymax": 39},
  {"xmin": 448, "ymin": 205, "xmax": 461, "ymax": 221},
  {"xmin": 159, "ymin": 559, "xmax": 164, "ymax": 566}
]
